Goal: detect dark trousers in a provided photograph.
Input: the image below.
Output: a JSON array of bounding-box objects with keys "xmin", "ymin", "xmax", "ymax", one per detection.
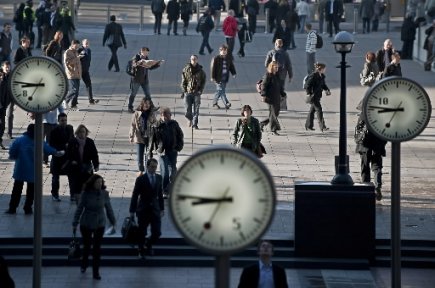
[
  {"xmin": 184, "ymin": 93, "xmax": 201, "ymax": 126},
  {"xmin": 360, "ymin": 150, "xmax": 383, "ymax": 188},
  {"xmin": 0, "ymin": 103, "xmax": 14, "ymax": 140},
  {"xmin": 80, "ymin": 226, "xmax": 105, "ymax": 274},
  {"xmin": 43, "ymin": 123, "xmax": 56, "ymax": 163},
  {"xmin": 81, "ymin": 70, "xmax": 94, "ymax": 101},
  {"xmin": 107, "ymin": 45, "xmax": 120, "ymax": 71},
  {"xmin": 225, "ymin": 37, "xmax": 235, "ymax": 57},
  {"xmin": 199, "ymin": 31, "xmax": 213, "ymax": 53},
  {"xmin": 327, "ymin": 15, "xmax": 340, "ymax": 36},
  {"xmin": 159, "ymin": 151, "xmax": 178, "ymax": 194},
  {"xmin": 167, "ymin": 19, "xmax": 178, "ymax": 34},
  {"xmin": 248, "ymin": 14, "xmax": 257, "ymax": 34},
  {"xmin": 8, "ymin": 180, "xmax": 34, "ymax": 212},
  {"xmin": 36, "ymin": 25, "xmax": 43, "ymax": 48},
  {"xmin": 305, "ymin": 98, "xmax": 326, "ymax": 130},
  {"xmin": 261, "ymin": 102, "xmax": 280, "ymax": 132},
  {"xmin": 68, "ymin": 169, "xmax": 92, "ymax": 197},
  {"xmin": 137, "ymin": 211, "xmax": 161, "ymax": 252},
  {"xmin": 401, "ymin": 40, "xmax": 414, "ymax": 59},
  {"xmin": 362, "ymin": 17, "xmax": 371, "ymax": 33},
  {"xmin": 153, "ymin": 13, "xmax": 163, "ymax": 33},
  {"xmin": 268, "ymin": 15, "xmax": 276, "ymax": 33}
]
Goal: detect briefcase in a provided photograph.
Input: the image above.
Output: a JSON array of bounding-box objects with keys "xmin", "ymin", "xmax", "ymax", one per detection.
[{"xmin": 121, "ymin": 217, "xmax": 139, "ymax": 245}]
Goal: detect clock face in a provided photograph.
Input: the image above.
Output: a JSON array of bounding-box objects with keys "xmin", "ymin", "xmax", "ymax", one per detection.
[
  {"xmin": 169, "ymin": 146, "xmax": 276, "ymax": 255},
  {"xmin": 9, "ymin": 56, "xmax": 68, "ymax": 113},
  {"xmin": 363, "ymin": 77, "xmax": 432, "ymax": 142}
]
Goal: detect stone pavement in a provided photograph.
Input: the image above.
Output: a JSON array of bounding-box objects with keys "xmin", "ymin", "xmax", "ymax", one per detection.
[{"xmin": 1, "ymin": 5, "xmax": 435, "ymax": 287}]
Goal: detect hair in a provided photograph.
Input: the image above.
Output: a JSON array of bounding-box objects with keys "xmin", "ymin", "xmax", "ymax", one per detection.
[
  {"xmin": 3, "ymin": 23, "xmax": 11, "ymax": 28},
  {"xmin": 83, "ymin": 174, "xmax": 106, "ymax": 191},
  {"xmin": 314, "ymin": 62, "xmax": 326, "ymax": 71},
  {"xmin": 160, "ymin": 107, "xmax": 171, "ymax": 116},
  {"xmin": 26, "ymin": 124, "xmax": 35, "ymax": 139},
  {"xmin": 257, "ymin": 240, "xmax": 274, "ymax": 252},
  {"xmin": 191, "ymin": 54, "xmax": 198, "ymax": 59},
  {"xmin": 141, "ymin": 47, "xmax": 150, "ymax": 52},
  {"xmin": 365, "ymin": 51, "xmax": 376, "ymax": 62},
  {"xmin": 136, "ymin": 97, "xmax": 155, "ymax": 111},
  {"xmin": 110, "ymin": 15, "xmax": 116, "ymax": 22},
  {"xmin": 71, "ymin": 39, "xmax": 80, "ymax": 45},
  {"xmin": 219, "ymin": 44, "xmax": 228, "ymax": 50},
  {"xmin": 57, "ymin": 112, "xmax": 67, "ymax": 120},
  {"xmin": 1, "ymin": 60, "xmax": 10, "ymax": 67},
  {"xmin": 20, "ymin": 36, "xmax": 30, "ymax": 44},
  {"xmin": 82, "ymin": 38, "xmax": 89, "ymax": 44},
  {"xmin": 53, "ymin": 31, "xmax": 63, "ymax": 42},
  {"xmin": 240, "ymin": 105, "xmax": 253, "ymax": 116},
  {"xmin": 147, "ymin": 158, "xmax": 158, "ymax": 167},
  {"xmin": 75, "ymin": 124, "xmax": 90, "ymax": 136},
  {"xmin": 305, "ymin": 23, "xmax": 312, "ymax": 30},
  {"xmin": 266, "ymin": 60, "xmax": 279, "ymax": 73}
]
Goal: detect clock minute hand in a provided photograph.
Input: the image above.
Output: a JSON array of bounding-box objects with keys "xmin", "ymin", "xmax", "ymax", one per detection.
[
  {"xmin": 368, "ymin": 105, "xmax": 405, "ymax": 113},
  {"xmin": 13, "ymin": 81, "xmax": 45, "ymax": 88},
  {"xmin": 386, "ymin": 101, "xmax": 403, "ymax": 127},
  {"xmin": 192, "ymin": 197, "xmax": 233, "ymax": 205}
]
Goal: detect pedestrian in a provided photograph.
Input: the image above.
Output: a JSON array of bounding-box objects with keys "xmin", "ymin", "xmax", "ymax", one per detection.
[
  {"xmin": 359, "ymin": 0, "xmax": 374, "ymax": 34},
  {"xmin": 246, "ymin": 0, "xmax": 259, "ymax": 35},
  {"xmin": 0, "ymin": 255, "xmax": 15, "ymax": 288},
  {"xmin": 276, "ymin": 0, "xmax": 290, "ymax": 29},
  {"xmin": 65, "ymin": 124, "xmax": 99, "ymax": 203},
  {"xmin": 359, "ymin": 51, "xmax": 379, "ymax": 88},
  {"xmin": 273, "ymin": 20, "xmax": 291, "ymax": 51},
  {"xmin": 383, "ymin": 51, "xmax": 402, "ymax": 77},
  {"xmin": 211, "ymin": 44, "xmax": 237, "ymax": 109},
  {"xmin": 208, "ymin": 0, "xmax": 225, "ymax": 31},
  {"xmin": 372, "ymin": 0, "xmax": 385, "ymax": 32},
  {"xmin": 166, "ymin": 0, "xmax": 181, "ymax": 36},
  {"xmin": 259, "ymin": 61, "xmax": 286, "ymax": 135},
  {"xmin": 34, "ymin": 0, "xmax": 47, "ymax": 49},
  {"xmin": 72, "ymin": 174, "xmax": 116, "ymax": 280},
  {"xmin": 39, "ymin": 1, "xmax": 52, "ymax": 47},
  {"xmin": 305, "ymin": 23, "xmax": 317, "ymax": 75},
  {"xmin": 151, "ymin": 0, "xmax": 166, "ymax": 35},
  {"xmin": 181, "ymin": 54, "xmax": 206, "ymax": 129},
  {"xmin": 0, "ymin": 61, "xmax": 13, "ymax": 149},
  {"xmin": 265, "ymin": 39, "xmax": 293, "ymax": 89},
  {"xmin": 296, "ymin": 0, "xmax": 310, "ymax": 33},
  {"xmin": 222, "ymin": 10, "xmax": 238, "ymax": 58},
  {"xmin": 149, "ymin": 107, "xmax": 184, "ymax": 198},
  {"xmin": 127, "ymin": 47, "xmax": 163, "ymax": 113},
  {"xmin": 45, "ymin": 30, "xmax": 63, "ymax": 64},
  {"xmin": 375, "ymin": 38, "xmax": 394, "ymax": 74},
  {"xmin": 237, "ymin": 17, "xmax": 248, "ymax": 57},
  {"xmin": 232, "ymin": 105, "xmax": 262, "ymax": 156},
  {"xmin": 400, "ymin": 14, "xmax": 419, "ymax": 60},
  {"xmin": 285, "ymin": 8, "xmax": 299, "ymax": 49},
  {"xmin": 325, "ymin": 0, "xmax": 344, "ymax": 37},
  {"xmin": 49, "ymin": 112, "xmax": 74, "ymax": 202},
  {"xmin": 354, "ymin": 115, "xmax": 387, "ymax": 201},
  {"xmin": 180, "ymin": 0, "xmax": 192, "ymax": 36},
  {"xmin": 129, "ymin": 98, "xmax": 158, "ymax": 177},
  {"xmin": 129, "ymin": 158, "xmax": 164, "ymax": 259},
  {"xmin": 238, "ymin": 240, "xmax": 289, "ymax": 288},
  {"xmin": 103, "ymin": 15, "xmax": 127, "ymax": 72},
  {"xmin": 41, "ymin": 106, "xmax": 65, "ymax": 167},
  {"xmin": 197, "ymin": 9, "xmax": 215, "ymax": 55},
  {"xmin": 78, "ymin": 39, "xmax": 99, "ymax": 104},
  {"xmin": 304, "ymin": 62, "xmax": 331, "ymax": 132},
  {"xmin": 64, "ymin": 39, "xmax": 83, "ymax": 110},
  {"xmin": 318, "ymin": 0, "xmax": 326, "ymax": 34},
  {"xmin": 0, "ymin": 23, "xmax": 13, "ymax": 62},
  {"xmin": 13, "ymin": 36, "xmax": 32, "ymax": 65},
  {"xmin": 5, "ymin": 124, "xmax": 62, "ymax": 215},
  {"xmin": 264, "ymin": 0, "xmax": 278, "ymax": 33},
  {"xmin": 58, "ymin": 7, "xmax": 75, "ymax": 50},
  {"xmin": 423, "ymin": 19, "xmax": 435, "ymax": 71},
  {"xmin": 23, "ymin": 0, "xmax": 35, "ymax": 47},
  {"xmin": 13, "ymin": 3, "xmax": 26, "ymax": 41}
]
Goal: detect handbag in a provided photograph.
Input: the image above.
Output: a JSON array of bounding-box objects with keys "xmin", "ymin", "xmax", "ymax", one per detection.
[
  {"xmin": 305, "ymin": 94, "xmax": 314, "ymax": 104},
  {"xmin": 121, "ymin": 216, "xmax": 139, "ymax": 245},
  {"xmin": 67, "ymin": 232, "xmax": 81, "ymax": 260},
  {"xmin": 256, "ymin": 143, "xmax": 267, "ymax": 158}
]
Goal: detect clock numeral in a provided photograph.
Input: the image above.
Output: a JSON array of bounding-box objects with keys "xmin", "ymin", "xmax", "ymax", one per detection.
[
  {"xmin": 182, "ymin": 176, "xmax": 191, "ymax": 183},
  {"xmin": 416, "ymin": 120, "xmax": 422, "ymax": 125},
  {"xmin": 23, "ymin": 90, "xmax": 28, "ymax": 98},
  {"xmin": 232, "ymin": 217, "xmax": 241, "ymax": 230},
  {"xmin": 253, "ymin": 217, "xmax": 262, "ymax": 224},
  {"xmin": 198, "ymin": 160, "xmax": 204, "ymax": 169},
  {"xmin": 378, "ymin": 97, "xmax": 388, "ymax": 105},
  {"xmin": 220, "ymin": 155, "xmax": 224, "ymax": 164},
  {"xmin": 182, "ymin": 216, "xmax": 191, "ymax": 223},
  {"xmin": 253, "ymin": 177, "xmax": 261, "ymax": 183}
]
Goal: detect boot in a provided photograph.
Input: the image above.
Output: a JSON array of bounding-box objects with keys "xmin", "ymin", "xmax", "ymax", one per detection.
[{"xmin": 182, "ymin": 27, "xmax": 187, "ymax": 36}]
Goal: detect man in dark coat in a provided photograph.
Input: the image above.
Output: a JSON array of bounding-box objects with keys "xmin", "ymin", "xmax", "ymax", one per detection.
[
  {"xmin": 102, "ymin": 15, "xmax": 127, "ymax": 72},
  {"xmin": 78, "ymin": 39, "xmax": 98, "ymax": 104},
  {"xmin": 325, "ymin": 0, "xmax": 343, "ymax": 37},
  {"xmin": 238, "ymin": 240, "xmax": 288, "ymax": 288},
  {"xmin": 376, "ymin": 38, "xmax": 394, "ymax": 73},
  {"xmin": 400, "ymin": 14, "xmax": 419, "ymax": 59},
  {"xmin": 151, "ymin": 0, "xmax": 166, "ymax": 34},
  {"xmin": 0, "ymin": 61, "xmax": 12, "ymax": 150},
  {"xmin": 49, "ymin": 113, "xmax": 74, "ymax": 201},
  {"xmin": 129, "ymin": 158, "xmax": 164, "ymax": 258},
  {"xmin": 166, "ymin": 0, "xmax": 180, "ymax": 35}
]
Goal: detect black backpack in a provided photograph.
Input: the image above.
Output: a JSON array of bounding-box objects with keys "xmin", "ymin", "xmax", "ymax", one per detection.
[
  {"xmin": 197, "ymin": 15, "xmax": 209, "ymax": 32},
  {"xmin": 315, "ymin": 32, "xmax": 323, "ymax": 49},
  {"xmin": 126, "ymin": 58, "xmax": 136, "ymax": 76}
]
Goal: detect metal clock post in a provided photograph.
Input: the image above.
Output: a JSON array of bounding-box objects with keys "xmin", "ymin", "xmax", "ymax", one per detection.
[
  {"xmin": 9, "ymin": 56, "xmax": 68, "ymax": 288},
  {"xmin": 363, "ymin": 77, "xmax": 431, "ymax": 288}
]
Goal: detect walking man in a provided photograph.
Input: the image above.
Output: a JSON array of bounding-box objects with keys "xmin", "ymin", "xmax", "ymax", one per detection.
[
  {"xmin": 325, "ymin": 0, "xmax": 343, "ymax": 37},
  {"xmin": 0, "ymin": 23, "xmax": 13, "ymax": 62},
  {"xmin": 181, "ymin": 55, "xmax": 206, "ymax": 129},
  {"xmin": 129, "ymin": 158, "xmax": 164, "ymax": 259},
  {"xmin": 151, "ymin": 0, "xmax": 166, "ymax": 34},
  {"xmin": 0, "ymin": 61, "xmax": 12, "ymax": 149},
  {"xmin": 166, "ymin": 0, "xmax": 180, "ymax": 36},
  {"xmin": 197, "ymin": 8, "xmax": 215, "ymax": 55},
  {"xmin": 64, "ymin": 40, "xmax": 83, "ymax": 110},
  {"xmin": 305, "ymin": 23, "xmax": 317, "ymax": 75},
  {"xmin": 103, "ymin": 15, "xmax": 127, "ymax": 72},
  {"xmin": 78, "ymin": 39, "xmax": 99, "ymax": 104},
  {"xmin": 211, "ymin": 44, "xmax": 237, "ymax": 109},
  {"xmin": 265, "ymin": 39, "xmax": 293, "ymax": 88}
]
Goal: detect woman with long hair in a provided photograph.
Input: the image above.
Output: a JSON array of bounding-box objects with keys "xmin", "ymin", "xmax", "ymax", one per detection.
[
  {"xmin": 129, "ymin": 98, "xmax": 157, "ymax": 176},
  {"xmin": 72, "ymin": 174, "xmax": 116, "ymax": 280},
  {"xmin": 45, "ymin": 30, "xmax": 64, "ymax": 64},
  {"xmin": 232, "ymin": 105, "xmax": 262, "ymax": 156}
]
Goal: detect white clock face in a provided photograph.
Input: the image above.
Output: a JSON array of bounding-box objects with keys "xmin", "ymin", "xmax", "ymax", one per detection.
[
  {"xmin": 169, "ymin": 146, "xmax": 276, "ymax": 255},
  {"xmin": 363, "ymin": 77, "xmax": 431, "ymax": 142},
  {"xmin": 9, "ymin": 56, "xmax": 68, "ymax": 113}
]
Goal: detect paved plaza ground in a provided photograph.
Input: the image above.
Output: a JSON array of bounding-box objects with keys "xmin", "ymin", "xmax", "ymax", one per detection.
[{"xmin": 1, "ymin": 3, "xmax": 435, "ymax": 287}]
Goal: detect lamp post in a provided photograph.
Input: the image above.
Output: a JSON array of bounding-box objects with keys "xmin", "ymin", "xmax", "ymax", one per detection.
[{"xmin": 331, "ymin": 31, "xmax": 355, "ymax": 185}]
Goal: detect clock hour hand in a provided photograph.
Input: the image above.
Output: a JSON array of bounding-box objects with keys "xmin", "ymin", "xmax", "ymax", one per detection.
[
  {"xmin": 368, "ymin": 105, "xmax": 405, "ymax": 113},
  {"xmin": 13, "ymin": 81, "xmax": 45, "ymax": 88},
  {"xmin": 177, "ymin": 194, "xmax": 233, "ymax": 205}
]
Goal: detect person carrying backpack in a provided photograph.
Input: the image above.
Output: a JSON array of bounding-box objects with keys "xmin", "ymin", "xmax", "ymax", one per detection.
[
  {"xmin": 197, "ymin": 9, "xmax": 214, "ymax": 55},
  {"xmin": 305, "ymin": 23, "xmax": 317, "ymax": 75}
]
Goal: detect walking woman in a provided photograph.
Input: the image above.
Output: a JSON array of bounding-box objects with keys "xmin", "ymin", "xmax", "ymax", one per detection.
[
  {"xmin": 45, "ymin": 31, "xmax": 64, "ymax": 64},
  {"xmin": 360, "ymin": 51, "xmax": 379, "ymax": 87},
  {"xmin": 260, "ymin": 61, "xmax": 286, "ymax": 135},
  {"xmin": 72, "ymin": 174, "xmax": 116, "ymax": 280},
  {"xmin": 129, "ymin": 98, "xmax": 158, "ymax": 177},
  {"xmin": 232, "ymin": 105, "xmax": 262, "ymax": 157},
  {"xmin": 305, "ymin": 62, "xmax": 331, "ymax": 132},
  {"xmin": 65, "ymin": 124, "xmax": 99, "ymax": 203}
]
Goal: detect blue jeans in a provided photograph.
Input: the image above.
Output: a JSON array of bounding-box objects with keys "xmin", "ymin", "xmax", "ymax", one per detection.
[
  {"xmin": 184, "ymin": 93, "xmax": 201, "ymax": 126},
  {"xmin": 159, "ymin": 150, "xmax": 178, "ymax": 194},
  {"xmin": 200, "ymin": 31, "xmax": 212, "ymax": 53},
  {"xmin": 299, "ymin": 15, "xmax": 307, "ymax": 33},
  {"xmin": 65, "ymin": 79, "xmax": 80, "ymax": 106},
  {"xmin": 213, "ymin": 82, "xmax": 229, "ymax": 106},
  {"xmin": 128, "ymin": 81, "xmax": 150, "ymax": 110},
  {"xmin": 136, "ymin": 143, "xmax": 148, "ymax": 172}
]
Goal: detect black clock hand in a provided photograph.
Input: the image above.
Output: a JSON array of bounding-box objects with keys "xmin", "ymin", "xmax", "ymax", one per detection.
[
  {"xmin": 13, "ymin": 81, "xmax": 45, "ymax": 88},
  {"xmin": 27, "ymin": 78, "xmax": 43, "ymax": 101},
  {"xmin": 386, "ymin": 101, "xmax": 403, "ymax": 127},
  {"xmin": 368, "ymin": 105, "xmax": 405, "ymax": 113},
  {"xmin": 177, "ymin": 194, "xmax": 233, "ymax": 205},
  {"xmin": 203, "ymin": 187, "xmax": 230, "ymax": 230}
]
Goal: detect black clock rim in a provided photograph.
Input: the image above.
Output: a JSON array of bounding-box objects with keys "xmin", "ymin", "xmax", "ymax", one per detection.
[
  {"xmin": 8, "ymin": 56, "xmax": 68, "ymax": 114},
  {"xmin": 168, "ymin": 144, "xmax": 277, "ymax": 255},
  {"xmin": 362, "ymin": 76, "xmax": 432, "ymax": 143}
]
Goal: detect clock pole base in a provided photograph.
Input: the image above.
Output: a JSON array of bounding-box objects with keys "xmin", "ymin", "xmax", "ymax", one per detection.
[{"xmin": 294, "ymin": 181, "xmax": 375, "ymax": 261}]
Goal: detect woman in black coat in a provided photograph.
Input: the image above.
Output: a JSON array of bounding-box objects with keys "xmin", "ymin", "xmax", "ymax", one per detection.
[
  {"xmin": 260, "ymin": 61, "xmax": 286, "ymax": 135},
  {"xmin": 66, "ymin": 124, "xmax": 99, "ymax": 203},
  {"xmin": 305, "ymin": 62, "xmax": 331, "ymax": 132}
]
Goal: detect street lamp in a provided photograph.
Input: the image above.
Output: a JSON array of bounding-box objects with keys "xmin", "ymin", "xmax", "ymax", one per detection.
[{"xmin": 331, "ymin": 31, "xmax": 355, "ymax": 185}]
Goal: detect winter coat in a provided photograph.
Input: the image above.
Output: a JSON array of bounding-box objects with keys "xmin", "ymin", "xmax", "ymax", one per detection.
[
  {"xmin": 264, "ymin": 48, "xmax": 293, "ymax": 81},
  {"xmin": 355, "ymin": 117, "xmax": 387, "ymax": 155},
  {"xmin": 261, "ymin": 72, "xmax": 285, "ymax": 108},
  {"xmin": 0, "ymin": 31, "xmax": 13, "ymax": 58},
  {"xmin": 73, "ymin": 189, "xmax": 116, "ymax": 230},
  {"xmin": 180, "ymin": 63, "xmax": 206, "ymax": 95},
  {"xmin": 210, "ymin": 55, "xmax": 237, "ymax": 83},
  {"xmin": 166, "ymin": 0, "xmax": 181, "ymax": 20},
  {"xmin": 77, "ymin": 47, "xmax": 91, "ymax": 72},
  {"xmin": 229, "ymin": 0, "xmax": 246, "ymax": 17},
  {"xmin": 305, "ymin": 71, "xmax": 329, "ymax": 101},
  {"xmin": 129, "ymin": 110, "xmax": 158, "ymax": 145},
  {"xmin": 360, "ymin": 61, "xmax": 379, "ymax": 87},
  {"xmin": 65, "ymin": 137, "xmax": 99, "ymax": 174},
  {"xmin": 45, "ymin": 40, "xmax": 62, "ymax": 64},
  {"xmin": 246, "ymin": 0, "xmax": 259, "ymax": 16},
  {"xmin": 384, "ymin": 63, "xmax": 402, "ymax": 77},
  {"xmin": 232, "ymin": 116, "xmax": 262, "ymax": 151},
  {"xmin": 103, "ymin": 21, "xmax": 126, "ymax": 48},
  {"xmin": 131, "ymin": 54, "xmax": 161, "ymax": 84},
  {"xmin": 49, "ymin": 124, "xmax": 74, "ymax": 175},
  {"xmin": 401, "ymin": 17, "xmax": 418, "ymax": 41},
  {"xmin": 151, "ymin": 0, "xmax": 166, "ymax": 14},
  {"xmin": 0, "ymin": 72, "xmax": 12, "ymax": 109},
  {"xmin": 9, "ymin": 132, "xmax": 56, "ymax": 182},
  {"xmin": 150, "ymin": 119, "xmax": 184, "ymax": 154},
  {"xmin": 376, "ymin": 48, "xmax": 393, "ymax": 72},
  {"xmin": 222, "ymin": 15, "xmax": 238, "ymax": 37},
  {"xmin": 13, "ymin": 46, "xmax": 32, "ymax": 65},
  {"xmin": 423, "ymin": 26, "xmax": 434, "ymax": 50},
  {"xmin": 64, "ymin": 47, "xmax": 82, "ymax": 79},
  {"xmin": 359, "ymin": 0, "xmax": 374, "ymax": 18}
]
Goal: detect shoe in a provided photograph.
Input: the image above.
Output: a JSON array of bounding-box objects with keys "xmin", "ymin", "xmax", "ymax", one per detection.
[
  {"xmin": 5, "ymin": 209, "xmax": 16, "ymax": 215},
  {"xmin": 70, "ymin": 106, "xmax": 79, "ymax": 111},
  {"xmin": 375, "ymin": 187, "xmax": 383, "ymax": 201},
  {"xmin": 192, "ymin": 125, "xmax": 199, "ymax": 130},
  {"xmin": 163, "ymin": 193, "xmax": 169, "ymax": 199},
  {"xmin": 114, "ymin": 69, "xmax": 120, "ymax": 72},
  {"xmin": 24, "ymin": 208, "xmax": 33, "ymax": 215},
  {"xmin": 272, "ymin": 131, "xmax": 280, "ymax": 136},
  {"xmin": 212, "ymin": 103, "xmax": 221, "ymax": 109},
  {"xmin": 187, "ymin": 120, "xmax": 192, "ymax": 127},
  {"xmin": 167, "ymin": 32, "xmax": 170, "ymax": 35},
  {"xmin": 174, "ymin": 32, "xmax": 178, "ymax": 35},
  {"xmin": 321, "ymin": 127, "xmax": 330, "ymax": 132},
  {"xmin": 0, "ymin": 143, "xmax": 6, "ymax": 150},
  {"xmin": 52, "ymin": 196, "xmax": 61, "ymax": 202},
  {"xmin": 7, "ymin": 134, "xmax": 13, "ymax": 139},
  {"xmin": 80, "ymin": 265, "xmax": 87, "ymax": 273},
  {"xmin": 128, "ymin": 108, "xmax": 135, "ymax": 113},
  {"xmin": 93, "ymin": 273, "xmax": 101, "ymax": 280},
  {"xmin": 305, "ymin": 127, "xmax": 315, "ymax": 131},
  {"xmin": 209, "ymin": 49, "xmax": 214, "ymax": 54},
  {"xmin": 225, "ymin": 103, "xmax": 231, "ymax": 109},
  {"xmin": 89, "ymin": 99, "xmax": 99, "ymax": 104},
  {"xmin": 138, "ymin": 250, "xmax": 146, "ymax": 260},
  {"xmin": 199, "ymin": 51, "xmax": 205, "ymax": 55}
]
